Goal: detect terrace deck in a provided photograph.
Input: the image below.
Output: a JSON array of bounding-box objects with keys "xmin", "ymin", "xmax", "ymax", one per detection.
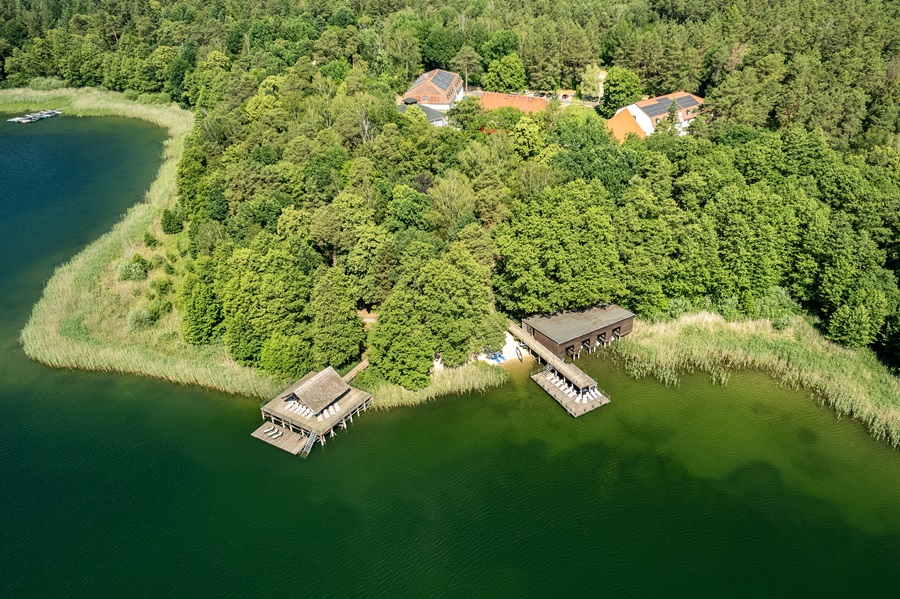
[
  {"xmin": 508, "ymin": 322, "xmax": 597, "ymax": 389},
  {"xmin": 531, "ymin": 371, "xmax": 610, "ymax": 417},
  {"xmin": 261, "ymin": 387, "xmax": 372, "ymax": 438},
  {"xmin": 250, "ymin": 423, "xmax": 309, "ymax": 454}
]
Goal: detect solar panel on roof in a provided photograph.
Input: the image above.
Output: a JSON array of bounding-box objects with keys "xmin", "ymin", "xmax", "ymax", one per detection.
[
  {"xmin": 642, "ymin": 99, "xmax": 673, "ymax": 117},
  {"xmin": 677, "ymin": 96, "xmax": 699, "ymax": 108},
  {"xmin": 431, "ymin": 70, "xmax": 456, "ymax": 91}
]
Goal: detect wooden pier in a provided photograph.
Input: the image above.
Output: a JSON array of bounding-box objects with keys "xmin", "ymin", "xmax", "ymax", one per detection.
[
  {"xmin": 531, "ymin": 371, "xmax": 610, "ymax": 417},
  {"xmin": 254, "ymin": 366, "xmax": 373, "ymax": 458},
  {"xmin": 250, "ymin": 422, "xmax": 309, "ymax": 455},
  {"xmin": 509, "ymin": 322, "xmax": 611, "ymax": 417}
]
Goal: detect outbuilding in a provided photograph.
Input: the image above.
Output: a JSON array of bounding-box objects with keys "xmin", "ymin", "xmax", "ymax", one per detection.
[{"xmin": 522, "ymin": 304, "xmax": 635, "ymax": 359}]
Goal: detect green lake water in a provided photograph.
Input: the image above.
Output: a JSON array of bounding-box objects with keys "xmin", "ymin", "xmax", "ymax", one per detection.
[{"xmin": 2, "ymin": 116, "xmax": 899, "ymax": 597}]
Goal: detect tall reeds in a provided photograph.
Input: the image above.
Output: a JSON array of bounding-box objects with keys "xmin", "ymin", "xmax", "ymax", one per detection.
[
  {"xmin": 611, "ymin": 312, "xmax": 900, "ymax": 447},
  {"xmin": 363, "ymin": 362, "xmax": 509, "ymax": 409},
  {"xmin": 7, "ymin": 88, "xmax": 285, "ymax": 399}
]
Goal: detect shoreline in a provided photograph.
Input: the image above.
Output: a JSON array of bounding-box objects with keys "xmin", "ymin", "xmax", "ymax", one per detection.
[
  {"xmin": 6, "ymin": 88, "xmax": 286, "ymax": 399},
  {"xmin": 609, "ymin": 312, "xmax": 900, "ymax": 448},
  {"xmin": 5, "ymin": 90, "xmax": 899, "ymax": 445},
  {"xmin": 5, "ymin": 87, "xmax": 509, "ymax": 406}
]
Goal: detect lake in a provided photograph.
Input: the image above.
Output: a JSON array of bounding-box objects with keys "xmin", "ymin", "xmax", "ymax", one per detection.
[{"xmin": 1, "ymin": 115, "xmax": 899, "ymax": 597}]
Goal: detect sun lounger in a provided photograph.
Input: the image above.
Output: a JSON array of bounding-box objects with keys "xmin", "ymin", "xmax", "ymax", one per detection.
[
  {"xmin": 267, "ymin": 427, "xmax": 280, "ymax": 437},
  {"xmin": 335, "ymin": 403, "xmax": 341, "ymax": 413},
  {"xmin": 317, "ymin": 414, "xmax": 323, "ymax": 422},
  {"xmin": 263, "ymin": 425, "xmax": 275, "ymax": 433}
]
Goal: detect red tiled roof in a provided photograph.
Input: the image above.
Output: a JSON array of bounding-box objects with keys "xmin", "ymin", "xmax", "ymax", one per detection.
[
  {"xmin": 480, "ymin": 92, "xmax": 549, "ymax": 113},
  {"xmin": 403, "ymin": 69, "xmax": 463, "ymax": 105}
]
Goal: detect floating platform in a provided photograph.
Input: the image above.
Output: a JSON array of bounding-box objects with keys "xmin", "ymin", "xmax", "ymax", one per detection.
[
  {"xmin": 509, "ymin": 321, "xmax": 612, "ymax": 417},
  {"xmin": 531, "ymin": 371, "xmax": 610, "ymax": 417},
  {"xmin": 6, "ymin": 109, "xmax": 62, "ymax": 124},
  {"xmin": 250, "ymin": 422, "xmax": 309, "ymax": 455}
]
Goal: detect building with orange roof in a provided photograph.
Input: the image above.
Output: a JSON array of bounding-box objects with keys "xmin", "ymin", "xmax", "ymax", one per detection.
[
  {"xmin": 605, "ymin": 92, "xmax": 704, "ymax": 142},
  {"xmin": 402, "ymin": 69, "xmax": 464, "ymax": 111},
  {"xmin": 480, "ymin": 91, "xmax": 549, "ymax": 114}
]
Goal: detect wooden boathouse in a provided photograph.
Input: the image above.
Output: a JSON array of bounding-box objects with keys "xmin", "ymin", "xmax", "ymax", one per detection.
[
  {"xmin": 252, "ymin": 364, "xmax": 372, "ymax": 457},
  {"xmin": 522, "ymin": 304, "xmax": 635, "ymax": 359},
  {"xmin": 509, "ymin": 304, "xmax": 634, "ymax": 418}
]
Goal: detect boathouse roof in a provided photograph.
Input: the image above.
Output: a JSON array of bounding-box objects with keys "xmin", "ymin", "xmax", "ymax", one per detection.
[
  {"xmin": 523, "ymin": 304, "xmax": 635, "ymax": 345},
  {"xmin": 279, "ymin": 366, "xmax": 349, "ymax": 414}
]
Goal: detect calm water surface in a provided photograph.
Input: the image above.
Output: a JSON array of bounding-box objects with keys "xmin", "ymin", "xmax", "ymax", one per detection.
[{"xmin": 1, "ymin": 116, "xmax": 899, "ymax": 597}]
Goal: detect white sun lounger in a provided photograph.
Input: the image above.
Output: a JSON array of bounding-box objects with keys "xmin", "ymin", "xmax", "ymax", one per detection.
[
  {"xmin": 335, "ymin": 403, "xmax": 341, "ymax": 413},
  {"xmin": 317, "ymin": 414, "xmax": 323, "ymax": 422},
  {"xmin": 267, "ymin": 427, "xmax": 280, "ymax": 437},
  {"xmin": 263, "ymin": 425, "xmax": 275, "ymax": 433}
]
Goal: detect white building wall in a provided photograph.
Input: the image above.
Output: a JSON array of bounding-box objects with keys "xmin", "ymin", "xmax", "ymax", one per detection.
[{"xmin": 626, "ymin": 105, "xmax": 656, "ymax": 136}]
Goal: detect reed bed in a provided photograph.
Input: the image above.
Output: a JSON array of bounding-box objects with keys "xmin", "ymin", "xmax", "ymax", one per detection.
[
  {"xmin": 364, "ymin": 362, "xmax": 510, "ymax": 409},
  {"xmin": 611, "ymin": 312, "xmax": 900, "ymax": 447},
  {"xmin": 8, "ymin": 88, "xmax": 284, "ymax": 399}
]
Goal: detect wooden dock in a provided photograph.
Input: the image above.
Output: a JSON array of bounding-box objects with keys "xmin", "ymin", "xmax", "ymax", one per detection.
[
  {"xmin": 250, "ymin": 422, "xmax": 309, "ymax": 455},
  {"xmin": 531, "ymin": 371, "xmax": 610, "ymax": 417},
  {"xmin": 509, "ymin": 321, "xmax": 611, "ymax": 417},
  {"xmin": 256, "ymin": 367, "xmax": 374, "ymax": 457}
]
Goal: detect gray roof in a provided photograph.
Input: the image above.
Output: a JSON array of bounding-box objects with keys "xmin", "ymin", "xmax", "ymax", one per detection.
[
  {"xmin": 431, "ymin": 69, "xmax": 457, "ymax": 91},
  {"xmin": 397, "ymin": 102, "xmax": 446, "ymax": 123},
  {"xmin": 523, "ymin": 304, "xmax": 635, "ymax": 345},
  {"xmin": 280, "ymin": 366, "xmax": 349, "ymax": 415},
  {"xmin": 642, "ymin": 95, "xmax": 700, "ymax": 117}
]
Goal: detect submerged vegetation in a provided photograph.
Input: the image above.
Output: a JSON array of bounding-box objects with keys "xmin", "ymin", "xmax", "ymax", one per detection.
[{"xmin": 612, "ymin": 313, "xmax": 900, "ymax": 447}]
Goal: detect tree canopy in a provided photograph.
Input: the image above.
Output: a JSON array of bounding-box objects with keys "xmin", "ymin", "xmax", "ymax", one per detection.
[{"xmin": 8, "ymin": 0, "xmax": 900, "ymax": 387}]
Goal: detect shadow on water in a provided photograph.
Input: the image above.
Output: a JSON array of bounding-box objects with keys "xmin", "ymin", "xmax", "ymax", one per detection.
[{"xmin": 1, "ymin": 117, "xmax": 900, "ymax": 597}]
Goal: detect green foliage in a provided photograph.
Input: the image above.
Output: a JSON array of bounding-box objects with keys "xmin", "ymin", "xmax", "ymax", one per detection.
[
  {"xmin": 117, "ymin": 254, "xmax": 150, "ymax": 281},
  {"xmin": 148, "ymin": 298, "xmax": 173, "ymax": 322},
  {"xmin": 494, "ymin": 180, "xmax": 625, "ymax": 316},
  {"xmin": 222, "ymin": 233, "xmax": 313, "ymax": 365},
  {"xmin": 127, "ymin": 308, "xmax": 153, "ymax": 330},
  {"xmin": 18, "ymin": 0, "xmax": 900, "ymax": 389},
  {"xmin": 451, "ymin": 46, "xmax": 483, "ymax": 90},
  {"xmin": 27, "ymin": 76, "xmax": 65, "ymax": 90},
  {"xmin": 599, "ymin": 66, "xmax": 641, "ymax": 118},
  {"xmin": 143, "ymin": 232, "xmax": 159, "ymax": 248},
  {"xmin": 259, "ymin": 332, "xmax": 314, "ymax": 379},
  {"xmin": 482, "ymin": 53, "xmax": 527, "ymax": 93},
  {"xmin": 310, "ymin": 266, "xmax": 365, "ymax": 367},
  {"xmin": 161, "ymin": 207, "xmax": 184, "ymax": 234},
  {"xmin": 178, "ymin": 259, "xmax": 222, "ymax": 345},
  {"xmin": 578, "ymin": 64, "xmax": 605, "ymax": 99},
  {"xmin": 369, "ymin": 245, "xmax": 502, "ymax": 387}
]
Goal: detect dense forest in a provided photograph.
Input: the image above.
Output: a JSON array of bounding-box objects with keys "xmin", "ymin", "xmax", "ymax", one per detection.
[{"xmin": 2, "ymin": 0, "xmax": 900, "ymax": 389}]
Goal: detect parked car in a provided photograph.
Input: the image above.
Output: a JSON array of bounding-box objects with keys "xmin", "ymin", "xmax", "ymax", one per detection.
[
  {"xmin": 524, "ymin": 89, "xmax": 530, "ymax": 95},
  {"xmin": 537, "ymin": 92, "xmax": 546, "ymax": 97},
  {"xmin": 561, "ymin": 94, "xmax": 569, "ymax": 100}
]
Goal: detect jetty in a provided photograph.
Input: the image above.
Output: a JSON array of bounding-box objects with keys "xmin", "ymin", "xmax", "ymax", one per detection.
[
  {"xmin": 508, "ymin": 304, "xmax": 635, "ymax": 417},
  {"xmin": 6, "ymin": 109, "xmax": 63, "ymax": 124},
  {"xmin": 252, "ymin": 362, "xmax": 372, "ymax": 457}
]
